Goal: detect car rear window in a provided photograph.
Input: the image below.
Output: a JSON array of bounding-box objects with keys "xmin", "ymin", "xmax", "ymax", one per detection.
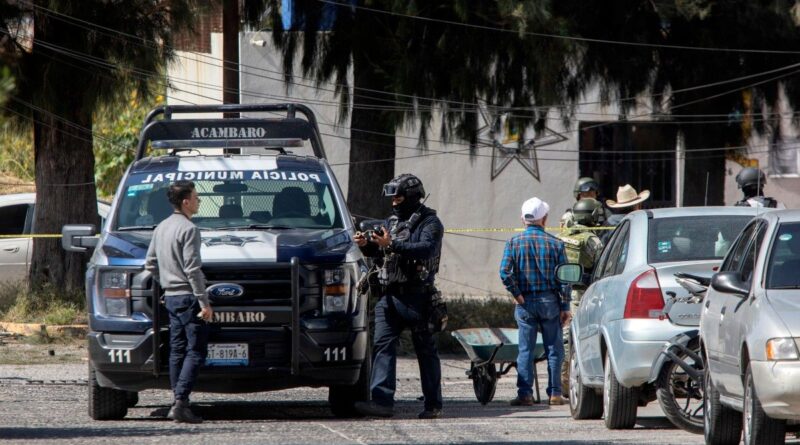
[
  {"xmin": 647, "ymin": 215, "xmax": 752, "ymax": 263},
  {"xmin": 766, "ymin": 222, "xmax": 800, "ymax": 289}
]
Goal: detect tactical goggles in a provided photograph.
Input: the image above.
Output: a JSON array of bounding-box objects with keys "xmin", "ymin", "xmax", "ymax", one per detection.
[
  {"xmin": 577, "ymin": 182, "xmax": 599, "ymax": 192},
  {"xmin": 382, "ymin": 182, "xmax": 401, "ymax": 197}
]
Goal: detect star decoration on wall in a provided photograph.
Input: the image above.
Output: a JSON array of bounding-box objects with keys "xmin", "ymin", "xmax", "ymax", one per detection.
[{"xmin": 477, "ymin": 104, "xmax": 568, "ymax": 181}]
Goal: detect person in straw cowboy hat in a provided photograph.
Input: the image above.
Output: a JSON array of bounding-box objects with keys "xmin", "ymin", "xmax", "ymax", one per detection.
[{"xmin": 605, "ymin": 184, "xmax": 650, "ymax": 227}]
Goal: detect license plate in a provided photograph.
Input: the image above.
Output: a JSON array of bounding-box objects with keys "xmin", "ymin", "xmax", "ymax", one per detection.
[{"xmin": 205, "ymin": 343, "xmax": 249, "ymax": 366}]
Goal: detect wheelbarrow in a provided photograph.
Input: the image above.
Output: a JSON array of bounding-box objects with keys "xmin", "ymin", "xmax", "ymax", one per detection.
[{"xmin": 451, "ymin": 328, "xmax": 545, "ymax": 405}]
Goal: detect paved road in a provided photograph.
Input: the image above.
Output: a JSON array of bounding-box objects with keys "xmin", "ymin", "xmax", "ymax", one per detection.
[{"xmin": 0, "ymin": 358, "xmax": 708, "ymax": 445}]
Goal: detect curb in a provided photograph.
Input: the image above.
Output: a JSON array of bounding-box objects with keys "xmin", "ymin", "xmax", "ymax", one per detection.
[{"xmin": 0, "ymin": 322, "xmax": 88, "ymax": 338}]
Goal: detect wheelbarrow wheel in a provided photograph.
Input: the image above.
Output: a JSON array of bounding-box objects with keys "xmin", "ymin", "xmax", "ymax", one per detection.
[{"xmin": 473, "ymin": 363, "xmax": 498, "ymax": 405}]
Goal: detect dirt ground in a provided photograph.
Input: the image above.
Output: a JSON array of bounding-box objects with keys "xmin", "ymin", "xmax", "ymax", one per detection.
[{"xmin": 0, "ymin": 333, "xmax": 86, "ymax": 365}]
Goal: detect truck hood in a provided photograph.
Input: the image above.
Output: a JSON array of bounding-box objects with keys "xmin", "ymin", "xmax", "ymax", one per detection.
[{"xmin": 102, "ymin": 228, "xmax": 352, "ymax": 266}]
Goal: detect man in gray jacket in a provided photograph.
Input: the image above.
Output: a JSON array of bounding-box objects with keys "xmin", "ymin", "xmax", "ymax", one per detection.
[{"xmin": 145, "ymin": 180, "xmax": 213, "ymax": 423}]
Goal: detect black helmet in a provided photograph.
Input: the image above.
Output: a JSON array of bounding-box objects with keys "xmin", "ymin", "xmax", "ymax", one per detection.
[
  {"xmin": 383, "ymin": 173, "xmax": 425, "ymax": 202},
  {"xmin": 735, "ymin": 167, "xmax": 766, "ymax": 190},
  {"xmin": 574, "ymin": 177, "xmax": 600, "ymax": 199},
  {"xmin": 572, "ymin": 198, "xmax": 604, "ymax": 226}
]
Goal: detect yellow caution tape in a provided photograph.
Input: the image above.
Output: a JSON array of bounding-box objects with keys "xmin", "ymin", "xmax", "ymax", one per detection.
[
  {"xmin": 2, "ymin": 226, "xmax": 616, "ymax": 239},
  {"xmin": 446, "ymin": 226, "xmax": 616, "ymax": 233}
]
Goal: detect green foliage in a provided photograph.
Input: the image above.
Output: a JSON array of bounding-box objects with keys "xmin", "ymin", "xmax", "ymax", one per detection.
[
  {"xmin": 0, "ymin": 88, "xmax": 164, "ymax": 198},
  {"xmin": 94, "ymin": 91, "xmax": 164, "ymax": 198},
  {"xmin": 0, "ymin": 281, "xmax": 85, "ymax": 325}
]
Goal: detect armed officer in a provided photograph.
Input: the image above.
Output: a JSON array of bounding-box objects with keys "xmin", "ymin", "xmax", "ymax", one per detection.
[
  {"xmin": 557, "ymin": 198, "xmax": 605, "ymax": 394},
  {"xmin": 560, "ymin": 177, "xmax": 611, "ymax": 228},
  {"xmin": 733, "ymin": 167, "xmax": 785, "ymax": 208},
  {"xmin": 353, "ymin": 174, "xmax": 444, "ymax": 419}
]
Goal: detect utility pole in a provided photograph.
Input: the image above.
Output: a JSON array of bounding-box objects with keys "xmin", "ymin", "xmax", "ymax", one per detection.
[{"xmin": 223, "ymin": 0, "xmax": 239, "ymax": 118}]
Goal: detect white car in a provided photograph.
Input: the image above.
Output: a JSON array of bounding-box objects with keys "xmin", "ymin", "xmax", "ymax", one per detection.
[
  {"xmin": 702, "ymin": 209, "xmax": 800, "ymax": 445},
  {"xmin": 0, "ymin": 193, "xmax": 109, "ymax": 282}
]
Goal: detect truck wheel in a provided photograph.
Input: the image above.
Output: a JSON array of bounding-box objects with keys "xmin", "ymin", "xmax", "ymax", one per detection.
[
  {"xmin": 743, "ymin": 365, "xmax": 785, "ymax": 445},
  {"xmin": 570, "ymin": 338, "xmax": 602, "ymax": 420},
  {"xmin": 703, "ymin": 358, "xmax": 742, "ymax": 445},
  {"xmin": 603, "ymin": 354, "xmax": 638, "ymax": 429},
  {"xmin": 88, "ymin": 363, "xmax": 128, "ymax": 420},
  {"xmin": 329, "ymin": 352, "xmax": 371, "ymax": 418},
  {"xmin": 125, "ymin": 391, "xmax": 139, "ymax": 408}
]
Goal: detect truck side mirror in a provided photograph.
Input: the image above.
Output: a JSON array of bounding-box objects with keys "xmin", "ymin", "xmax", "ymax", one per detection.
[{"xmin": 61, "ymin": 224, "xmax": 98, "ymax": 253}]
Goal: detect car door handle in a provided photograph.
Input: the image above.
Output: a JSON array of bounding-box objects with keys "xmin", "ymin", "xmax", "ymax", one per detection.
[
  {"xmin": 2, "ymin": 247, "xmax": 19, "ymax": 253},
  {"xmin": 720, "ymin": 306, "xmax": 726, "ymax": 315},
  {"xmin": 705, "ymin": 300, "xmax": 710, "ymax": 308}
]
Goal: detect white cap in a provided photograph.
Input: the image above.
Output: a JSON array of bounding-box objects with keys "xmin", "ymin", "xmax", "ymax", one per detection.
[{"xmin": 521, "ymin": 197, "xmax": 550, "ymax": 222}]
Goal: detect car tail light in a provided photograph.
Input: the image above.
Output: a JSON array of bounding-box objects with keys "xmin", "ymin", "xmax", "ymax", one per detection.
[{"xmin": 623, "ymin": 268, "xmax": 665, "ymax": 319}]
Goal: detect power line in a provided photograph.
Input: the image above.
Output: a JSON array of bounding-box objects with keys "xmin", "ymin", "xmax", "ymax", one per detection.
[
  {"xmin": 318, "ymin": 0, "xmax": 800, "ymax": 55},
  {"xmin": 19, "ymin": 1, "xmax": 800, "ymax": 116},
  {"xmin": 14, "ymin": 30, "xmax": 800, "ymax": 158}
]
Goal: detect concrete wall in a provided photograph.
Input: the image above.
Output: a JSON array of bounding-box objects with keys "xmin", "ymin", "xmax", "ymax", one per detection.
[
  {"xmin": 238, "ymin": 33, "xmax": 644, "ymax": 296},
  {"xmin": 167, "ymin": 33, "xmax": 224, "ymax": 118}
]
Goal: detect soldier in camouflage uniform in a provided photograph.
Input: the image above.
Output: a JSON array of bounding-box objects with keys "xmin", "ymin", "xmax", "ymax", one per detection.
[
  {"xmin": 560, "ymin": 177, "xmax": 611, "ymax": 228},
  {"xmin": 557, "ymin": 198, "xmax": 605, "ymax": 395}
]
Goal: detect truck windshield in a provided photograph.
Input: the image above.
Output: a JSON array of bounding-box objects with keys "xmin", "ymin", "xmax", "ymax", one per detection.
[{"xmin": 114, "ymin": 169, "xmax": 342, "ymax": 231}]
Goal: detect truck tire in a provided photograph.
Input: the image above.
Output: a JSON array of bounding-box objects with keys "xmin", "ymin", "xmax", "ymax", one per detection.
[
  {"xmin": 88, "ymin": 363, "xmax": 128, "ymax": 420},
  {"xmin": 329, "ymin": 349, "xmax": 371, "ymax": 418},
  {"xmin": 743, "ymin": 365, "xmax": 785, "ymax": 445},
  {"xmin": 703, "ymin": 358, "xmax": 742, "ymax": 445},
  {"xmin": 603, "ymin": 354, "xmax": 638, "ymax": 429},
  {"xmin": 125, "ymin": 391, "xmax": 139, "ymax": 408},
  {"xmin": 569, "ymin": 338, "xmax": 602, "ymax": 420}
]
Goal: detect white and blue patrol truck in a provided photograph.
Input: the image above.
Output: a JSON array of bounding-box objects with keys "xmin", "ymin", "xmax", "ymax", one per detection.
[{"xmin": 62, "ymin": 104, "xmax": 370, "ymax": 420}]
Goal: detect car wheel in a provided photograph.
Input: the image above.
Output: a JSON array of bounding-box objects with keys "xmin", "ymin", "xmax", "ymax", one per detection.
[
  {"xmin": 87, "ymin": 363, "xmax": 128, "ymax": 420},
  {"xmin": 569, "ymin": 337, "xmax": 602, "ymax": 420},
  {"xmin": 703, "ymin": 357, "xmax": 742, "ymax": 445},
  {"xmin": 603, "ymin": 354, "xmax": 638, "ymax": 429},
  {"xmin": 743, "ymin": 364, "xmax": 785, "ymax": 445}
]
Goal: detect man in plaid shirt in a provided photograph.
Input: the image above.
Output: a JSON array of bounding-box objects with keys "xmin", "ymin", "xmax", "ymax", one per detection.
[{"xmin": 500, "ymin": 197, "xmax": 570, "ymax": 406}]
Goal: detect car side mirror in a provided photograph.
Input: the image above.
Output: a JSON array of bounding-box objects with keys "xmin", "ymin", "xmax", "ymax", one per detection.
[
  {"xmin": 556, "ymin": 263, "xmax": 585, "ymax": 284},
  {"xmin": 711, "ymin": 271, "xmax": 749, "ymax": 297},
  {"xmin": 61, "ymin": 224, "xmax": 98, "ymax": 253}
]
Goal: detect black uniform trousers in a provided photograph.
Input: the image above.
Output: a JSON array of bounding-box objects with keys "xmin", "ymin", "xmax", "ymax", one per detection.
[{"xmin": 370, "ymin": 291, "xmax": 443, "ymax": 411}]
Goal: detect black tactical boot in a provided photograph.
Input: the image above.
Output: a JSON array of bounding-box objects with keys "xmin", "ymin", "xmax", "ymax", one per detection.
[{"xmin": 172, "ymin": 400, "xmax": 203, "ymax": 424}]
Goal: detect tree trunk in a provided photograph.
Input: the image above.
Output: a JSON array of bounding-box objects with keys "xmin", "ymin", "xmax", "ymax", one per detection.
[
  {"xmin": 29, "ymin": 110, "xmax": 98, "ymax": 293},
  {"xmin": 347, "ymin": 52, "xmax": 396, "ymax": 220}
]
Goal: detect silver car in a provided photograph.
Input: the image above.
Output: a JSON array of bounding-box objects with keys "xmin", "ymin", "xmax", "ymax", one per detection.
[
  {"xmin": 702, "ymin": 209, "xmax": 800, "ymax": 445},
  {"xmin": 0, "ymin": 193, "xmax": 109, "ymax": 282},
  {"xmin": 568, "ymin": 207, "xmax": 759, "ymax": 429}
]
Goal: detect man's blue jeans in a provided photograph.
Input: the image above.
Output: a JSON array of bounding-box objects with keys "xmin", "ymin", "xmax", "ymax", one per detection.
[
  {"xmin": 165, "ymin": 294, "xmax": 210, "ymax": 402},
  {"xmin": 514, "ymin": 292, "xmax": 564, "ymax": 398}
]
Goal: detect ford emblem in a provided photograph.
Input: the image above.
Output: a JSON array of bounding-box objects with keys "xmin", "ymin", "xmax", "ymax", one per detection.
[{"xmin": 207, "ymin": 283, "xmax": 245, "ymax": 299}]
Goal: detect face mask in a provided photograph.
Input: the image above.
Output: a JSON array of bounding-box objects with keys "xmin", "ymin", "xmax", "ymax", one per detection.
[{"xmin": 392, "ymin": 196, "xmax": 419, "ymax": 219}]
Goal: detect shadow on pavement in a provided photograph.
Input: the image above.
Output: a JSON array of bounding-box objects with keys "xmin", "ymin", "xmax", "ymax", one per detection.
[
  {"xmin": 134, "ymin": 399, "xmax": 551, "ymax": 422},
  {"xmin": 0, "ymin": 426, "xmax": 215, "ymax": 439}
]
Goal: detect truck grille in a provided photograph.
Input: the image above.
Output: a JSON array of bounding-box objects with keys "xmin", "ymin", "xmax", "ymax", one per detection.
[{"xmin": 204, "ymin": 265, "xmax": 294, "ymax": 304}]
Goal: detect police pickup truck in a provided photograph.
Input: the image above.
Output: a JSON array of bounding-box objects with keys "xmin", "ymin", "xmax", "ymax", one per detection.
[{"xmin": 62, "ymin": 104, "xmax": 370, "ymax": 420}]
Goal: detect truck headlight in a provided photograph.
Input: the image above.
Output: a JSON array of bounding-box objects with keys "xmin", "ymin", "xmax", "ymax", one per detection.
[
  {"xmin": 99, "ymin": 270, "xmax": 131, "ymax": 317},
  {"xmin": 766, "ymin": 338, "xmax": 799, "ymax": 361},
  {"xmin": 323, "ymin": 267, "xmax": 351, "ymax": 314}
]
